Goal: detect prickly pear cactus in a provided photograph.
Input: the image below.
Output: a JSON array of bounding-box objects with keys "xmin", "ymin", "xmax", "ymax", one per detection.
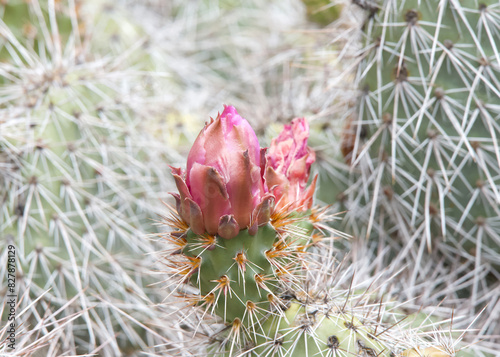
[
  {"xmin": 0, "ymin": 1, "xmax": 177, "ymax": 355},
  {"xmin": 252, "ymin": 300, "xmax": 391, "ymax": 357},
  {"xmin": 163, "ymin": 107, "xmax": 316, "ymax": 349},
  {"xmin": 169, "ymin": 206, "xmax": 406, "ymax": 356},
  {"xmin": 160, "ymin": 105, "xmax": 486, "ymax": 356},
  {"xmin": 319, "ymin": 0, "xmax": 500, "ymax": 319},
  {"xmin": 182, "ymin": 223, "xmax": 295, "ymax": 323}
]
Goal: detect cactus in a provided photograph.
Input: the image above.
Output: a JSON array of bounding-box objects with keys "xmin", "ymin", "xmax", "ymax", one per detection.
[
  {"xmin": 165, "ymin": 107, "xmax": 316, "ymax": 326},
  {"xmin": 160, "ymin": 105, "xmax": 489, "ymax": 356},
  {"xmin": 162, "ymin": 107, "xmax": 351, "ymax": 355},
  {"xmin": 0, "ymin": 1, "xmax": 181, "ymax": 355},
  {"xmin": 0, "ymin": 1, "xmax": 353, "ymax": 354},
  {"xmin": 167, "ymin": 202, "xmax": 400, "ymax": 356},
  {"xmin": 312, "ymin": 0, "xmax": 500, "ymax": 333},
  {"xmin": 0, "ymin": 290, "xmax": 87, "ymax": 355},
  {"xmin": 251, "ymin": 301, "xmax": 391, "ymax": 357}
]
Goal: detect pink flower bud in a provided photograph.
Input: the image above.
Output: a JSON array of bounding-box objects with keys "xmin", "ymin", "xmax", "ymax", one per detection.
[
  {"xmin": 265, "ymin": 118, "xmax": 317, "ymax": 211},
  {"xmin": 171, "ymin": 106, "xmax": 266, "ymax": 239}
]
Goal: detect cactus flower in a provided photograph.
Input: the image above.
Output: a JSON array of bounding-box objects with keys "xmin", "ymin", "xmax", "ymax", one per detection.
[
  {"xmin": 265, "ymin": 118, "xmax": 317, "ymax": 211},
  {"xmin": 171, "ymin": 105, "xmax": 270, "ymax": 239}
]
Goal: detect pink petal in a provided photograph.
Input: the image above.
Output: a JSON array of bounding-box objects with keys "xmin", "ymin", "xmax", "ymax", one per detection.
[
  {"xmin": 247, "ymin": 220, "xmax": 258, "ymax": 236},
  {"xmin": 227, "ymin": 115, "xmax": 261, "ymax": 165},
  {"xmin": 185, "ymin": 197, "xmax": 205, "ymax": 234},
  {"xmin": 186, "ymin": 125, "xmax": 208, "ymax": 183},
  {"xmin": 264, "ymin": 166, "xmax": 289, "ymax": 205},
  {"xmin": 170, "ymin": 167, "xmax": 194, "ymax": 223},
  {"xmin": 188, "ymin": 162, "xmax": 231, "ymax": 235},
  {"xmin": 169, "ymin": 192, "xmax": 183, "ymax": 219},
  {"xmin": 300, "ymin": 174, "xmax": 318, "ymax": 210},
  {"xmin": 260, "ymin": 147, "xmax": 268, "ymax": 186},
  {"xmin": 223, "ymin": 150, "xmax": 264, "ymax": 229},
  {"xmin": 171, "ymin": 171, "xmax": 192, "ymax": 201},
  {"xmin": 264, "ymin": 117, "xmax": 316, "ymax": 211},
  {"xmin": 287, "ymin": 154, "xmax": 309, "ymax": 181},
  {"xmin": 253, "ymin": 193, "xmax": 275, "ymax": 225}
]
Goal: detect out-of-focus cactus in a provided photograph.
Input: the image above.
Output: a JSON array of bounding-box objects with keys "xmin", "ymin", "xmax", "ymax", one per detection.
[
  {"xmin": 0, "ymin": 1, "xmax": 179, "ymax": 355},
  {"xmin": 252, "ymin": 300, "xmax": 391, "ymax": 357},
  {"xmin": 313, "ymin": 0, "xmax": 500, "ymax": 334},
  {"xmin": 354, "ymin": 0, "xmax": 500, "ymax": 261}
]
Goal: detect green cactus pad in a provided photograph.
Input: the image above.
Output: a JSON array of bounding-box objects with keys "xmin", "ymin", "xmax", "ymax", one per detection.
[
  {"xmin": 255, "ymin": 302, "xmax": 392, "ymax": 357},
  {"xmin": 185, "ymin": 223, "xmax": 279, "ymax": 323},
  {"xmin": 316, "ymin": 0, "xmax": 500, "ymax": 311}
]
